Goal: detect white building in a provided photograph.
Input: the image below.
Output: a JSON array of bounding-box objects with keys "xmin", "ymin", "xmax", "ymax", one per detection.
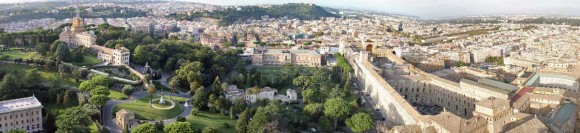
[
  {"xmin": 225, "ymin": 86, "xmax": 298, "ymax": 104},
  {"xmin": 0, "ymin": 96, "xmax": 43, "ymax": 133}
]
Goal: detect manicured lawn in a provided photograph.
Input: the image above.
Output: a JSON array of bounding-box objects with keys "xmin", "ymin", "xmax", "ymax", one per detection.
[
  {"xmin": 159, "ymin": 95, "xmax": 189, "ymax": 103},
  {"xmin": 108, "ymin": 90, "xmax": 128, "ymax": 100},
  {"xmin": 0, "ymin": 50, "xmax": 43, "ymax": 60},
  {"xmin": 72, "ymin": 53, "xmax": 100, "ymax": 67},
  {"xmin": 0, "ymin": 63, "xmax": 80, "ymax": 87},
  {"xmin": 113, "ymin": 95, "xmax": 183, "ymax": 120},
  {"xmin": 187, "ymin": 112, "xmax": 236, "ymax": 133}
]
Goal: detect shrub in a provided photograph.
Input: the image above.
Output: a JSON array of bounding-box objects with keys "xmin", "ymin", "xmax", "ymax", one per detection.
[
  {"xmin": 190, "ymin": 108, "xmax": 199, "ymax": 116},
  {"xmin": 176, "ymin": 116, "xmax": 186, "ymax": 122},
  {"xmin": 122, "ymin": 85, "xmax": 135, "ymax": 96}
]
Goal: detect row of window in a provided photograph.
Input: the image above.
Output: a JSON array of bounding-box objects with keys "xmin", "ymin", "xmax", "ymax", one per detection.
[
  {"xmin": 0, "ymin": 110, "xmax": 39, "ymax": 121},
  {"xmin": 0, "ymin": 117, "xmax": 40, "ymax": 128}
]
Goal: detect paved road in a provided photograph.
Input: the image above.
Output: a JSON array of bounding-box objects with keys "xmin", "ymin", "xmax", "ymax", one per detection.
[
  {"xmin": 132, "ymin": 64, "xmax": 187, "ymax": 95},
  {"xmin": 103, "ymin": 92, "xmax": 148, "ymax": 133}
]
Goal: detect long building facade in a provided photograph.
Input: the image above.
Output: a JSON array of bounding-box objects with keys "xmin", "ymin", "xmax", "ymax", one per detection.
[
  {"xmin": 251, "ymin": 49, "xmax": 322, "ymax": 67},
  {"xmin": 0, "ymin": 96, "xmax": 43, "ymax": 133},
  {"xmin": 345, "ymin": 45, "xmax": 570, "ymax": 133}
]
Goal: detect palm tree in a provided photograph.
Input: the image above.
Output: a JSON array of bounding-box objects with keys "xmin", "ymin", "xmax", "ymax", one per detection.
[
  {"xmin": 169, "ymin": 79, "xmax": 178, "ymax": 100},
  {"xmin": 147, "ymin": 86, "xmax": 156, "ymax": 107}
]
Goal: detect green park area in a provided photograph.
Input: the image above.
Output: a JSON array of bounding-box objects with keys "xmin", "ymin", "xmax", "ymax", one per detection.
[
  {"xmin": 187, "ymin": 112, "xmax": 236, "ymax": 133},
  {"xmin": 0, "ymin": 49, "xmax": 43, "ymax": 60},
  {"xmin": 0, "ymin": 49, "xmax": 100, "ymax": 66},
  {"xmin": 71, "ymin": 53, "xmax": 101, "ymax": 66},
  {"xmin": 108, "ymin": 90, "xmax": 128, "ymax": 100},
  {"xmin": 0, "ymin": 63, "xmax": 80, "ymax": 87},
  {"xmin": 113, "ymin": 95, "xmax": 184, "ymax": 120}
]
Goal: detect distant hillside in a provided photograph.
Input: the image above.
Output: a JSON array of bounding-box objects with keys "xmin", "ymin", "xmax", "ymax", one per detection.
[{"xmin": 170, "ymin": 3, "xmax": 339, "ymax": 26}]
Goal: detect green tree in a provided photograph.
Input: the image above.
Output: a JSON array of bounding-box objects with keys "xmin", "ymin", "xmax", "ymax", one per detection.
[
  {"xmin": 301, "ymin": 89, "xmax": 317, "ymax": 104},
  {"xmin": 345, "ymin": 112, "xmax": 374, "ymax": 133},
  {"xmin": 89, "ymin": 95, "xmax": 109, "ymax": 107},
  {"xmin": 235, "ymin": 111, "xmax": 250, "ymax": 133},
  {"xmin": 131, "ymin": 123, "xmax": 160, "ymax": 133},
  {"xmin": 189, "ymin": 81, "xmax": 200, "ymax": 95},
  {"xmin": 169, "ymin": 78, "xmax": 178, "ymax": 100},
  {"xmin": 22, "ymin": 69, "xmax": 42, "ymax": 89},
  {"xmin": 323, "ymin": 98, "xmax": 351, "ymax": 129},
  {"xmin": 230, "ymin": 107, "xmax": 235, "ymax": 119},
  {"xmin": 90, "ymin": 86, "xmax": 110, "ymax": 96},
  {"xmin": 147, "ymin": 86, "xmax": 156, "ymax": 107},
  {"xmin": 293, "ymin": 75, "xmax": 312, "ymax": 90},
  {"xmin": 54, "ymin": 43, "xmax": 71, "ymax": 62},
  {"xmin": 0, "ymin": 74, "xmax": 24, "ymax": 100},
  {"xmin": 319, "ymin": 116, "xmax": 333, "ymax": 133},
  {"xmin": 164, "ymin": 122, "xmax": 195, "ymax": 133},
  {"xmin": 208, "ymin": 94, "xmax": 218, "ymax": 112},
  {"xmin": 192, "ymin": 86, "xmax": 207, "ymax": 109},
  {"xmin": 35, "ymin": 42, "xmax": 51, "ymax": 56},
  {"xmin": 78, "ymin": 80, "xmax": 97, "ymax": 92},
  {"xmin": 62, "ymin": 90, "xmax": 72, "ymax": 107},
  {"xmin": 72, "ymin": 68, "xmax": 89, "ymax": 79},
  {"xmin": 248, "ymin": 104, "xmax": 281, "ymax": 133},
  {"xmin": 91, "ymin": 75, "xmax": 112, "ymax": 87},
  {"xmin": 211, "ymin": 76, "xmax": 222, "ymax": 95},
  {"xmin": 303, "ymin": 103, "xmax": 323, "ymax": 118},
  {"xmin": 122, "ymin": 85, "xmax": 135, "ymax": 96},
  {"xmin": 56, "ymin": 107, "xmax": 91, "ymax": 133}
]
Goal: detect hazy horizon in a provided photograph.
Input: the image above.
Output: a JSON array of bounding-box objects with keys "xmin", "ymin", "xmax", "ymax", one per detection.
[{"xmin": 1, "ymin": 0, "xmax": 580, "ymax": 18}]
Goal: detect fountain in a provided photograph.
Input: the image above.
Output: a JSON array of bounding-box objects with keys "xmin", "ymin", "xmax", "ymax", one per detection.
[{"xmin": 159, "ymin": 96, "xmax": 166, "ymax": 104}]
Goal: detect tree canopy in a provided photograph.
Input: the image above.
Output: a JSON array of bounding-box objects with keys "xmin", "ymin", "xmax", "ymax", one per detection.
[
  {"xmin": 346, "ymin": 112, "xmax": 374, "ymax": 133},
  {"xmin": 164, "ymin": 122, "xmax": 195, "ymax": 133},
  {"xmin": 55, "ymin": 107, "xmax": 91, "ymax": 133}
]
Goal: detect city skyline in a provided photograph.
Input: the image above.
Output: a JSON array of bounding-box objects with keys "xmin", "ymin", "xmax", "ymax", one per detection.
[{"xmin": 1, "ymin": 0, "xmax": 580, "ymax": 18}]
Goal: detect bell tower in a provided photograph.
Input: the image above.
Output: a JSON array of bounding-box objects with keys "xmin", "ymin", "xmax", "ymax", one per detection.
[{"xmin": 71, "ymin": 7, "xmax": 84, "ymax": 33}]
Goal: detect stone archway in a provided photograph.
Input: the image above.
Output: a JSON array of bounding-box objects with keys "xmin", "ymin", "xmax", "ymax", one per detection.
[{"xmin": 365, "ymin": 44, "xmax": 374, "ymax": 52}]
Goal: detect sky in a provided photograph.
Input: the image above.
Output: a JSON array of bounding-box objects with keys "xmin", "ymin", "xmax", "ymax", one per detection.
[{"xmin": 1, "ymin": 0, "xmax": 579, "ymax": 18}]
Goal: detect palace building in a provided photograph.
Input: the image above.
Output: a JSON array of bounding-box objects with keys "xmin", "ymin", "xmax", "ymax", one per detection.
[
  {"xmin": 0, "ymin": 96, "xmax": 43, "ymax": 133},
  {"xmin": 58, "ymin": 9, "xmax": 131, "ymax": 66},
  {"xmin": 251, "ymin": 49, "xmax": 322, "ymax": 67},
  {"xmin": 58, "ymin": 11, "xmax": 97, "ymax": 48}
]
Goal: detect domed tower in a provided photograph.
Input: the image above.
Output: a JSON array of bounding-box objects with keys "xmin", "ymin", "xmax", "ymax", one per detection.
[{"xmin": 71, "ymin": 8, "xmax": 84, "ymax": 33}]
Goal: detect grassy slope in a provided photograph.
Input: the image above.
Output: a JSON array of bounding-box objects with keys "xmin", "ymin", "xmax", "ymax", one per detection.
[
  {"xmin": 187, "ymin": 112, "xmax": 236, "ymax": 133},
  {"xmin": 71, "ymin": 53, "xmax": 100, "ymax": 66},
  {"xmin": 108, "ymin": 90, "xmax": 128, "ymax": 100},
  {"xmin": 0, "ymin": 50, "xmax": 43, "ymax": 60},
  {"xmin": 0, "ymin": 63, "xmax": 80, "ymax": 87}
]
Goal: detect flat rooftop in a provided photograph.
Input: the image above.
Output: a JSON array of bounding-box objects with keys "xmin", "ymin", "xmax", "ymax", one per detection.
[
  {"xmin": 0, "ymin": 96, "xmax": 42, "ymax": 114},
  {"xmin": 552, "ymin": 103, "xmax": 577, "ymax": 126},
  {"xmin": 525, "ymin": 72, "xmax": 579, "ymax": 87}
]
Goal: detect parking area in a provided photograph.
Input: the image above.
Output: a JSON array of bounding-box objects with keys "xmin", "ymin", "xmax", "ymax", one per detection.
[{"xmin": 411, "ymin": 102, "xmax": 442, "ymax": 115}]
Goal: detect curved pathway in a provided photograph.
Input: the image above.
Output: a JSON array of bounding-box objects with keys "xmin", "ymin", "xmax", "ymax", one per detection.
[
  {"xmin": 150, "ymin": 99, "xmax": 176, "ymax": 109},
  {"xmin": 103, "ymin": 91, "xmax": 191, "ymax": 133}
]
